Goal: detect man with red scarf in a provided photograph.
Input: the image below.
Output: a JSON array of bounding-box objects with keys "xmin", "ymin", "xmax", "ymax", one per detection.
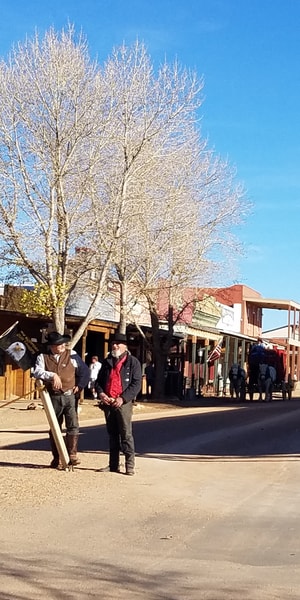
[{"xmin": 96, "ymin": 332, "xmax": 142, "ymax": 475}]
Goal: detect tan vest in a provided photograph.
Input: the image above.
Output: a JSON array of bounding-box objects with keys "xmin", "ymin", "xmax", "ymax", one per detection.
[{"xmin": 44, "ymin": 350, "xmax": 75, "ymax": 392}]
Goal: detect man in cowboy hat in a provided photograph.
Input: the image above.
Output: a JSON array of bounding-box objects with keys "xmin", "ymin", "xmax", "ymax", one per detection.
[
  {"xmin": 96, "ymin": 331, "xmax": 142, "ymax": 475},
  {"xmin": 33, "ymin": 331, "xmax": 89, "ymax": 469}
]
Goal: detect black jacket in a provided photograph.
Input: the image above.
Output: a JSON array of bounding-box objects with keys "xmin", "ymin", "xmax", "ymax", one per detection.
[{"xmin": 96, "ymin": 352, "xmax": 142, "ymax": 403}]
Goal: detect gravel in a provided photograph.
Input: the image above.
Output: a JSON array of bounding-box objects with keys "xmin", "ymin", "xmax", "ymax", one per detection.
[{"xmin": 0, "ymin": 397, "xmax": 186, "ymax": 511}]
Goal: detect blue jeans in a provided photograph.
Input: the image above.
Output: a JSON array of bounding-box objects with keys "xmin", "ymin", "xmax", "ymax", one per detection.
[{"xmin": 50, "ymin": 392, "xmax": 79, "ymax": 435}]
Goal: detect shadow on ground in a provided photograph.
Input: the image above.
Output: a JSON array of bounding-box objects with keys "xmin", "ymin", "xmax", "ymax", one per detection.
[{"xmin": 2, "ymin": 399, "xmax": 300, "ymax": 461}]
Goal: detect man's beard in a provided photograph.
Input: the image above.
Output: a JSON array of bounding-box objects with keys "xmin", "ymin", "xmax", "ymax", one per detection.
[{"xmin": 111, "ymin": 349, "xmax": 122, "ymax": 358}]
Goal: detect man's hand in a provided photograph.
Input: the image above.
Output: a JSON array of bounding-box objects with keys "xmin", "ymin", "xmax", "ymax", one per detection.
[
  {"xmin": 99, "ymin": 392, "xmax": 111, "ymax": 405},
  {"xmin": 52, "ymin": 373, "xmax": 63, "ymax": 390},
  {"xmin": 111, "ymin": 396, "xmax": 124, "ymax": 408}
]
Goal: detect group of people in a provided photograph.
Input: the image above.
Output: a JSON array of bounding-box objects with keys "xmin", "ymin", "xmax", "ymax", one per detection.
[{"xmin": 33, "ymin": 330, "xmax": 142, "ymax": 475}]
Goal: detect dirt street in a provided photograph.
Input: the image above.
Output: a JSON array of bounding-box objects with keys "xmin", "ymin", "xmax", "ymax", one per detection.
[{"xmin": 2, "ymin": 396, "xmax": 300, "ymax": 599}]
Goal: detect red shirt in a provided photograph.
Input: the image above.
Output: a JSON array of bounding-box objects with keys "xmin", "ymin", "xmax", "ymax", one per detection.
[{"xmin": 105, "ymin": 355, "xmax": 127, "ymax": 398}]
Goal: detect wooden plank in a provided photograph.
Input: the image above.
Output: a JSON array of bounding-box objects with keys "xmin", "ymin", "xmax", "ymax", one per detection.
[
  {"xmin": 0, "ymin": 375, "xmax": 5, "ymax": 399},
  {"xmin": 15, "ymin": 367, "xmax": 25, "ymax": 398},
  {"xmin": 35, "ymin": 380, "xmax": 70, "ymax": 471}
]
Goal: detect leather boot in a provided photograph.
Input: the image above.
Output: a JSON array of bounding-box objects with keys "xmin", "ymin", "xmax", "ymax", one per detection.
[
  {"xmin": 125, "ymin": 456, "xmax": 135, "ymax": 476},
  {"xmin": 109, "ymin": 451, "xmax": 120, "ymax": 472},
  {"xmin": 108, "ymin": 437, "xmax": 120, "ymax": 472},
  {"xmin": 49, "ymin": 432, "xmax": 64, "ymax": 469},
  {"xmin": 49, "ymin": 432, "xmax": 59, "ymax": 468},
  {"xmin": 66, "ymin": 433, "xmax": 81, "ymax": 466}
]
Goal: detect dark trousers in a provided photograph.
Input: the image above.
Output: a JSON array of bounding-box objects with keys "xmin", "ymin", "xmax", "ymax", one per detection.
[
  {"xmin": 50, "ymin": 393, "xmax": 79, "ymax": 435},
  {"xmin": 104, "ymin": 402, "xmax": 135, "ymax": 470}
]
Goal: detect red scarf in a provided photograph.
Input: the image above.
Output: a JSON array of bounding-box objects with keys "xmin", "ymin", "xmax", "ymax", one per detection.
[{"xmin": 105, "ymin": 354, "xmax": 127, "ymax": 398}]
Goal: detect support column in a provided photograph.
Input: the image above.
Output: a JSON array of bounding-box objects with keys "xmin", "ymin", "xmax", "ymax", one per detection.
[
  {"xmin": 203, "ymin": 343, "xmax": 209, "ymax": 389},
  {"xmin": 233, "ymin": 337, "xmax": 238, "ymax": 363},
  {"xmin": 241, "ymin": 339, "xmax": 246, "ymax": 366},
  {"xmin": 80, "ymin": 329, "xmax": 87, "ymax": 404},
  {"xmin": 191, "ymin": 336, "xmax": 196, "ymax": 390},
  {"xmin": 223, "ymin": 336, "xmax": 230, "ymax": 394}
]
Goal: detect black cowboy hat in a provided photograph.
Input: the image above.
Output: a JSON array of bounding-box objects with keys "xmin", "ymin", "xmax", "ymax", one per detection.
[
  {"xmin": 46, "ymin": 331, "xmax": 71, "ymax": 345},
  {"xmin": 109, "ymin": 332, "xmax": 128, "ymax": 344}
]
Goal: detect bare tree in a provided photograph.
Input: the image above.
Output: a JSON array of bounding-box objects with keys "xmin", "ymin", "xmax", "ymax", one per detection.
[
  {"xmin": 0, "ymin": 26, "xmax": 117, "ymax": 340},
  {"xmin": 98, "ymin": 42, "xmax": 248, "ymax": 396},
  {"xmin": 0, "ymin": 30, "xmax": 249, "ymax": 378}
]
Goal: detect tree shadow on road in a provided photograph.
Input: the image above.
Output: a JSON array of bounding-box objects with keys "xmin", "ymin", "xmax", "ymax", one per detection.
[{"xmin": 0, "ymin": 549, "xmax": 257, "ymax": 600}]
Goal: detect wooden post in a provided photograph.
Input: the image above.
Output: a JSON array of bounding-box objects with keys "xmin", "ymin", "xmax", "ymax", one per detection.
[
  {"xmin": 241, "ymin": 339, "xmax": 246, "ymax": 367},
  {"xmin": 233, "ymin": 337, "xmax": 238, "ymax": 363},
  {"xmin": 80, "ymin": 328, "xmax": 87, "ymax": 404},
  {"xmin": 104, "ymin": 331, "xmax": 111, "ymax": 358},
  {"xmin": 35, "ymin": 379, "xmax": 70, "ymax": 471},
  {"xmin": 224, "ymin": 336, "xmax": 230, "ymax": 392},
  {"xmin": 191, "ymin": 335, "xmax": 197, "ymax": 390}
]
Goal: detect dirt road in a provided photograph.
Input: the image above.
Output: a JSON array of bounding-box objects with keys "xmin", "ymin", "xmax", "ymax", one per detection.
[{"xmin": 2, "ymin": 397, "xmax": 300, "ymax": 599}]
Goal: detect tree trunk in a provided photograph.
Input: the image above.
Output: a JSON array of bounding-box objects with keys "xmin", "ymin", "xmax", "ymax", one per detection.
[
  {"xmin": 150, "ymin": 307, "xmax": 174, "ymax": 400},
  {"xmin": 118, "ymin": 280, "xmax": 128, "ymax": 335},
  {"xmin": 52, "ymin": 305, "xmax": 65, "ymax": 335}
]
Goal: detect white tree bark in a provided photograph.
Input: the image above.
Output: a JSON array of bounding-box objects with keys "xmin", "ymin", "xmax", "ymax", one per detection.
[
  {"xmin": 0, "ymin": 32, "xmax": 249, "ymax": 354},
  {"xmin": 0, "ymin": 27, "xmax": 117, "ymax": 337},
  {"xmin": 97, "ymin": 42, "xmax": 248, "ymax": 395}
]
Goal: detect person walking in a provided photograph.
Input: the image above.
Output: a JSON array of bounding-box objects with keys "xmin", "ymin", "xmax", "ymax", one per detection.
[
  {"xmin": 88, "ymin": 355, "xmax": 102, "ymax": 399},
  {"xmin": 145, "ymin": 362, "xmax": 155, "ymax": 398},
  {"xmin": 33, "ymin": 331, "xmax": 89, "ymax": 469},
  {"xmin": 96, "ymin": 332, "xmax": 142, "ymax": 476}
]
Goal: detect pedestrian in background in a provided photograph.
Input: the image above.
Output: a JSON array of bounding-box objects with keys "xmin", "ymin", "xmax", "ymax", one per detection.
[
  {"xmin": 145, "ymin": 362, "xmax": 155, "ymax": 398},
  {"xmin": 88, "ymin": 355, "xmax": 102, "ymax": 399}
]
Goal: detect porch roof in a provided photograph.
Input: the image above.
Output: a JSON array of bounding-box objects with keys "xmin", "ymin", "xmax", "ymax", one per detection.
[{"xmin": 244, "ymin": 297, "xmax": 300, "ymax": 312}]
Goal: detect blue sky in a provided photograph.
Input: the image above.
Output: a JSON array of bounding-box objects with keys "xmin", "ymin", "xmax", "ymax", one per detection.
[{"xmin": 0, "ymin": 0, "xmax": 299, "ymax": 330}]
